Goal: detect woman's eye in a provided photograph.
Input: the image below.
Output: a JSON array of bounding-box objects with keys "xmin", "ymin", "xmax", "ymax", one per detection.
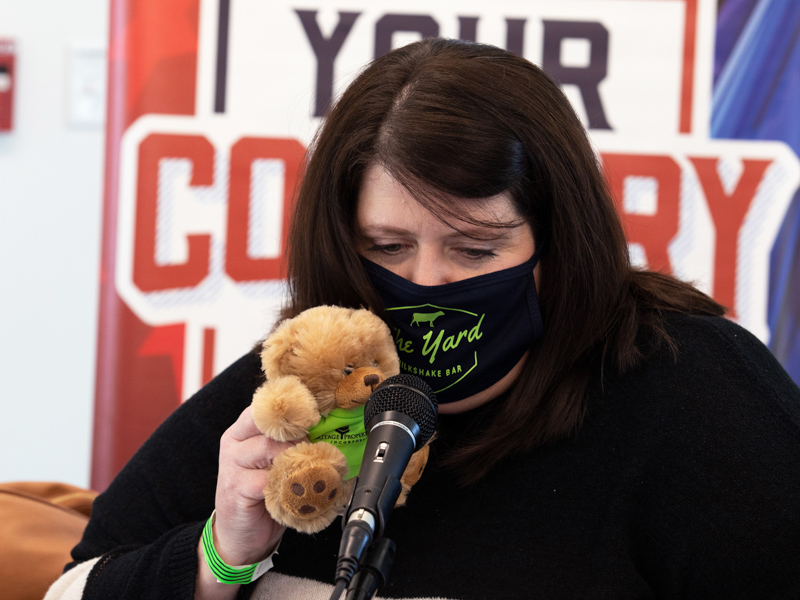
[
  {"xmin": 461, "ymin": 248, "xmax": 498, "ymax": 261},
  {"xmin": 367, "ymin": 243, "xmax": 403, "ymax": 255}
]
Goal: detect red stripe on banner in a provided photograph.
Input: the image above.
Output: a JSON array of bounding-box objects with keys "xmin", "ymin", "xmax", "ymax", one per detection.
[
  {"xmin": 120, "ymin": 0, "xmax": 200, "ymax": 127},
  {"xmin": 138, "ymin": 323, "xmax": 186, "ymax": 401},
  {"xmin": 92, "ymin": 0, "xmax": 201, "ymax": 491},
  {"xmin": 203, "ymin": 328, "xmax": 216, "ymax": 386},
  {"xmin": 679, "ymin": 0, "xmax": 697, "ymax": 133},
  {"xmin": 92, "ymin": 298, "xmax": 186, "ymax": 489}
]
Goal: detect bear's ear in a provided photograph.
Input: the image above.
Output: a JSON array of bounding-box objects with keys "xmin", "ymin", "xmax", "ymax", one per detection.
[
  {"xmin": 260, "ymin": 320, "xmax": 300, "ymax": 380},
  {"xmin": 354, "ymin": 311, "xmax": 400, "ymax": 376}
]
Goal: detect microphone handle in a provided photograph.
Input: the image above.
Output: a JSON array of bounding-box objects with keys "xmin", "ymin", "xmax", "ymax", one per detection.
[
  {"xmin": 335, "ymin": 411, "xmax": 421, "ymax": 587},
  {"xmin": 345, "ymin": 410, "xmax": 420, "ymax": 536}
]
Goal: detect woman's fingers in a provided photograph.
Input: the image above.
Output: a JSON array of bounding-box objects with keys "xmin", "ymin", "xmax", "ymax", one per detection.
[
  {"xmin": 222, "ymin": 404, "xmax": 303, "ymax": 470},
  {"xmin": 226, "ymin": 466, "xmax": 271, "ymax": 503},
  {"xmin": 226, "ymin": 434, "xmax": 298, "ymax": 470},
  {"xmin": 226, "ymin": 404, "xmax": 263, "ymax": 442}
]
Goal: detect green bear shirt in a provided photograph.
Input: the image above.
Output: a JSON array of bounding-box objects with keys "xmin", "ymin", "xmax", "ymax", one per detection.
[{"xmin": 307, "ymin": 406, "xmax": 367, "ymax": 479}]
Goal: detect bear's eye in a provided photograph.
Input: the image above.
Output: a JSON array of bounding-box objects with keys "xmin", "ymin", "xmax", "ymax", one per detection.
[
  {"xmin": 372, "ymin": 360, "xmax": 379, "ymax": 367},
  {"xmin": 343, "ymin": 364, "xmax": 354, "ymax": 375}
]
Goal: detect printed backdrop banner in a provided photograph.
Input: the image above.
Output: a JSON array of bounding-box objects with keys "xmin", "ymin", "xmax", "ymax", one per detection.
[{"xmin": 93, "ymin": 0, "xmax": 800, "ymax": 490}]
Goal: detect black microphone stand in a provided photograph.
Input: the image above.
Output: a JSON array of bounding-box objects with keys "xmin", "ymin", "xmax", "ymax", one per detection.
[
  {"xmin": 345, "ymin": 538, "xmax": 396, "ymax": 600},
  {"xmin": 328, "ymin": 537, "xmax": 396, "ymax": 600}
]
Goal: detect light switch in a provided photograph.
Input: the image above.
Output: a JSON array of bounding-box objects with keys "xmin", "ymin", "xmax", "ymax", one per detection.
[{"xmin": 67, "ymin": 43, "xmax": 106, "ymax": 127}]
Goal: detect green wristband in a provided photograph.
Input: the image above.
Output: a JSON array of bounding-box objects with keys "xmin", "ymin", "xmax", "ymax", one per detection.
[{"xmin": 201, "ymin": 511, "xmax": 276, "ymax": 585}]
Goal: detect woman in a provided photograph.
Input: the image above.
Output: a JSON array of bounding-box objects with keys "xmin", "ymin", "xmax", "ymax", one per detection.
[{"xmin": 48, "ymin": 39, "xmax": 800, "ymax": 600}]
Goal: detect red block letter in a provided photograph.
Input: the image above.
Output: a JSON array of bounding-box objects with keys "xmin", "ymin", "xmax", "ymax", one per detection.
[
  {"xmin": 602, "ymin": 153, "xmax": 681, "ymax": 274},
  {"xmin": 689, "ymin": 157, "xmax": 772, "ymax": 318},
  {"xmin": 133, "ymin": 134, "xmax": 214, "ymax": 292},
  {"xmin": 226, "ymin": 137, "xmax": 305, "ymax": 281}
]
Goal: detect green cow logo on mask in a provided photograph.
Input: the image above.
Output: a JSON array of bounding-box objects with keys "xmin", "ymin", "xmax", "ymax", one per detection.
[
  {"xmin": 385, "ymin": 304, "xmax": 484, "ymax": 395},
  {"xmin": 410, "ymin": 310, "xmax": 445, "ymax": 327}
]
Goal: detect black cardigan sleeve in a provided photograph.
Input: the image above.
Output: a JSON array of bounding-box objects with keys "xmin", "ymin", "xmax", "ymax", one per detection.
[{"xmin": 66, "ymin": 352, "xmax": 264, "ymax": 600}]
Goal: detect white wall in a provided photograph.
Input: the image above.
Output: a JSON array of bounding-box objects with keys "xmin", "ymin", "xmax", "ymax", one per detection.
[{"xmin": 0, "ymin": 0, "xmax": 108, "ymax": 488}]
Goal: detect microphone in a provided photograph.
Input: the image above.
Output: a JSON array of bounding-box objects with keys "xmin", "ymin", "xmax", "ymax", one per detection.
[{"xmin": 333, "ymin": 374, "xmax": 438, "ymax": 590}]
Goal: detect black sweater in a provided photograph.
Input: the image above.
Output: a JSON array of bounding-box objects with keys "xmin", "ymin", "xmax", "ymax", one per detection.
[{"xmin": 62, "ymin": 315, "xmax": 800, "ymax": 599}]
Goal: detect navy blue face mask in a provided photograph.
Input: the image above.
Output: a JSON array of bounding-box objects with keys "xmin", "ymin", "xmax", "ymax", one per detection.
[{"xmin": 360, "ymin": 252, "xmax": 544, "ymax": 403}]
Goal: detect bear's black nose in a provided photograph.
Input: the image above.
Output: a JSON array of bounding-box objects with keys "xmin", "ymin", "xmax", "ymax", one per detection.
[{"xmin": 364, "ymin": 374, "xmax": 380, "ymax": 387}]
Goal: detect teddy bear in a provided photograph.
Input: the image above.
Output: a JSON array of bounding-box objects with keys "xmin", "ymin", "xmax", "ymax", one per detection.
[{"xmin": 251, "ymin": 305, "xmax": 431, "ymax": 534}]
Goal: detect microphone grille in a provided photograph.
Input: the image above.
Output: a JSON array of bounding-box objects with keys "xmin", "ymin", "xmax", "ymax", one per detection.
[{"xmin": 365, "ymin": 374, "xmax": 438, "ymax": 446}]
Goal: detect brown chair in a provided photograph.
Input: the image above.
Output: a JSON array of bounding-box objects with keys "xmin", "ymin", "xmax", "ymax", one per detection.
[{"xmin": 0, "ymin": 481, "xmax": 97, "ymax": 600}]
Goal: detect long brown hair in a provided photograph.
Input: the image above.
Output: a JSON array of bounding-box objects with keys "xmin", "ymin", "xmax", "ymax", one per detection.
[{"xmin": 284, "ymin": 38, "xmax": 723, "ymax": 484}]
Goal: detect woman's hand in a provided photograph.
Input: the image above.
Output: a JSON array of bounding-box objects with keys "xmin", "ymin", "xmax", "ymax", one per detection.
[
  {"xmin": 196, "ymin": 405, "xmax": 300, "ymax": 599},
  {"xmin": 214, "ymin": 404, "xmax": 299, "ymax": 564}
]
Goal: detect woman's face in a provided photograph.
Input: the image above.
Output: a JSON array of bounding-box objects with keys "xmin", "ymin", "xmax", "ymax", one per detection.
[
  {"xmin": 355, "ymin": 164, "xmax": 537, "ymax": 286},
  {"xmin": 355, "ymin": 164, "xmax": 538, "ymax": 413}
]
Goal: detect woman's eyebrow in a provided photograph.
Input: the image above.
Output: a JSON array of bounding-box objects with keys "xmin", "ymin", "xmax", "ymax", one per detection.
[
  {"xmin": 445, "ymin": 224, "xmax": 522, "ymax": 241},
  {"xmin": 358, "ymin": 223, "xmax": 521, "ymax": 241},
  {"xmin": 357, "ymin": 225, "xmax": 411, "ymax": 237}
]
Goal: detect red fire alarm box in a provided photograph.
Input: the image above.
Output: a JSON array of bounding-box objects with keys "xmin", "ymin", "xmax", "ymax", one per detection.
[{"xmin": 0, "ymin": 39, "xmax": 16, "ymax": 131}]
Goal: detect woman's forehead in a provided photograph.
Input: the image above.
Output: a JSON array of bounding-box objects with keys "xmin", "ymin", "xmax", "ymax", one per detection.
[{"xmin": 357, "ymin": 164, "xmax": 524, "ymax": 230}]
